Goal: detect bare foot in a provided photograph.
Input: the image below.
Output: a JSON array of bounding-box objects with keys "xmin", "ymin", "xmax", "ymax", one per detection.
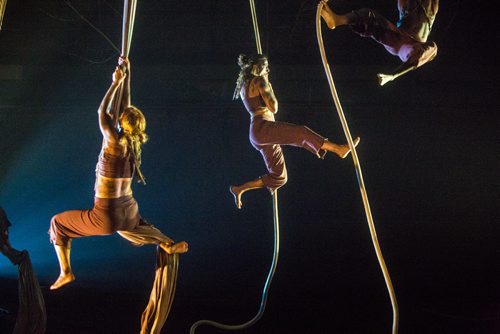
[
  {"xmin": 50, "ymin": 272, "xmax": 75, "ymax": 290},
  {"xmin": 377, "ymin": 73, "xmax": 394, "ymax": 86},
  {"xmin": 161, "ymin": 241, "xmax": 189, "ymax": 254},
  {"xmin": 338, "ymin": 136, "xmax": 361, "ymax": 158},
  {"xmin": 229, "ymin": 185, "xmax": 242, "ymax": 209},
  {"xmin": 320, "ymin": 1, "xmax": 337, "ymax": 29}
]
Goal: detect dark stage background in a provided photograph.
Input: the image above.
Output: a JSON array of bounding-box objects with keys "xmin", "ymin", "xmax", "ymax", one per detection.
[{"xmin": 0, "ymin": 1, "xmax": 498, "ymax": 333}]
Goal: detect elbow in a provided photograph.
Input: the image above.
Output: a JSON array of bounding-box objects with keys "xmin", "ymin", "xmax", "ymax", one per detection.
[{"xmin": 270, "ymin": 101, "xmax": 278, "ymax": 113}]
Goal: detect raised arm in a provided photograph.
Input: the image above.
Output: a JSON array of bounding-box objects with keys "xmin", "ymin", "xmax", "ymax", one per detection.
[
  {"xmin": 98, "ymin": 66, "xmax": 126, "ymax": 143},
  {"xmin": 118, "ymin": 56, "xmax": 132, "ymax": 110},
  {"xmin": 377, "ymin": 63, "xmax": 417, "ymax": 86},
  {"xmin": 377, "ymin": 40, "xmax": 438, "ymax": 86},
  {"xmin": 256, "ymin": 75, "xmax": 278, "ymax": 113}
]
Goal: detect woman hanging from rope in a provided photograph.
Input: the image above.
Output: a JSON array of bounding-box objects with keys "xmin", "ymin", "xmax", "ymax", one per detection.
[
  {"xmin": 230, "ymin": 54, "xmax": 360, "ymax": 209},
  {"xmin": 320, "ymin": 0, "xmax": 439, "ymax": 86},
  {"xmin": 49, "ymin": 57, "xmax": 188, "ymax": 290}
]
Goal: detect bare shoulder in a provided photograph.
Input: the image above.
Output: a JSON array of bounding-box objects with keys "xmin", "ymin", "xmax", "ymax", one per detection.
[{"xmin": 248, "ymin": 77, "xmax": 264, "ymax": 96}]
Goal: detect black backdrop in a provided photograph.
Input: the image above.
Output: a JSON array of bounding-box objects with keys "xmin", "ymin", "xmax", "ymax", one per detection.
[{"xmin": 1, "ymin": 1, "xmax": 498, "ymax": 333}]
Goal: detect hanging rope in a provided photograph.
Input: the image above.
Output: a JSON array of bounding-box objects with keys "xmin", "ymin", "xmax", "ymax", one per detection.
[
  {"xmin": 190, "ymin": 1, "xmax": 281, "ymax": 332},
  {"xmin": 112, "ymin": 2, "xmax": 180, "ymax": 333},
  {"xmin": 190, "ymin": 192, "xmax": 280, "ymax": 333},
  {"xmin": 249, "ymin": 0, "xmax": 262, "ymax": 54},
  {"xmin": 0, "ymin": 0, "xmax": 7, "ymax": 31},
  {"xmin": 112, "ymin": 0, "xmax": 137, "ymax": 126},
  {"xmin": 121, "ymin": 0, "xmax": 137, "ymax": 58},
  {"xmin": 315, "ymin": 2, "xmax": 399, "ymax": 333}
]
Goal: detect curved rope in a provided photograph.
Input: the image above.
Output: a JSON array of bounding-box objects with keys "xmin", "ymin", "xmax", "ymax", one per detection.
[
  {"xmin": 315, "ymin": 2, "xmax": 399, "ymax": 333},
  {"xmin": 190, "ymin": 2, "xmax": 280, "ymax": 331},
  {"xmin": 190, "ymin": 191, "xmax": 280, "ymax": 333}
]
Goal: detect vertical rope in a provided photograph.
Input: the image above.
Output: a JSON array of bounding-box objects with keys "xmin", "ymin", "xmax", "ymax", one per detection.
[
  {"xmin": 315, "ymin": 3, "xmax": 399, "ymax": 333},
  {"xmin": 113, "ymin": 0, "xmax": 137, "ymax": 126},
  {"xmin": 121, "ymin": 0, "xmax": 137, "ymax": 58},
  {"xmin": 249, "ymin": 0, "xmax": 262, "ymax": 54}
]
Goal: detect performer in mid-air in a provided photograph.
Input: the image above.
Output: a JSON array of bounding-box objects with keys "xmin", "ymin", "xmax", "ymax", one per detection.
[
  {"xmin": 230, "ymin": 54, "xmax": 360, "ymax": 209},
  {"xmin": 49, "ymin": 58, "xmax": 188, "ymax": 290},
  {"xmin": 320, "ymin": 0, "xmax": 439, "ymax": 85}
]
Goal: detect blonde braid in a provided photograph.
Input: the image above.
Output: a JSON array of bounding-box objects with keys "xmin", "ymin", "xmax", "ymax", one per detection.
[{"xmin": 125, "ymin": 133, "xmax": 146, "ymax": 184}]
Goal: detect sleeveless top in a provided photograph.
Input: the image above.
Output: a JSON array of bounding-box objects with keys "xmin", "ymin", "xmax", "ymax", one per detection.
[
  {"xmin": 96, "ymin": 149, "xmax": 134, "ymax": 179},
  {"xmin": 241, "ymin": 80, "xmax": 273, "ymax": 120}
]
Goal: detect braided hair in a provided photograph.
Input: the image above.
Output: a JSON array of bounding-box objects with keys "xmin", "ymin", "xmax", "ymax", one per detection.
[
  {"xmin": 233, "ymin": 53, "xmax": 268, "ymax": 100},
  {"xmin": 119, "ymin": 106, "xmax": 148, "ymax": 184}
]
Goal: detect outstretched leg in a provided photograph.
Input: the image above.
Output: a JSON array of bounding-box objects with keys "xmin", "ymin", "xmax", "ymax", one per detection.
[
  {"xmin": 320, "ymin": 1, "xmax": 354, "ymax": 29},
  {"xmin": 230, "ymin": 178, "xmax": 266, "ymax": 209},
  {"xmin": 118, "ymin": 222, "xmax": 189, "ymax": 254},
  {"xmin": 321, "ymin": 137, "xmax": 360, "ymax": 158},
  {"xmin": 50, "ymin": 245, "xmax": 75, "ymax": 290}
]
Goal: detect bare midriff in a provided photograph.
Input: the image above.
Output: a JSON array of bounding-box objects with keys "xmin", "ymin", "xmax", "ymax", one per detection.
[
  {"xmin": 251, "ymin": 107, "xmax": 275, "ymax": 120},
  {"xmin": 94, "ymin": 174, "xmax": 133, "ymax": 199}
]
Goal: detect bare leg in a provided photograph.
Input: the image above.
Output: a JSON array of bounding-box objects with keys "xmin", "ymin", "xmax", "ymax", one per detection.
[
  {"xmin": 230, "ymin": 178, "xmax": 265, "ymax": 209},
  {"xmin": 50, "ymin": 245, "xmax": 75, "ymax": 290},
  {"xmin": 160, "ymin": 241, "xmax": 189, "ymax": 254},
  {"xmin": 320, "ymin": 1, "xmax": 353, "ymax": 29},
  {"xmin": 321, "ymin": 137, "xmax": 360, "ymax": 158}
]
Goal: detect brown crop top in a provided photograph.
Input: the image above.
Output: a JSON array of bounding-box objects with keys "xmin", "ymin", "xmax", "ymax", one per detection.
[
  {"xmin": 241, "ymin": 81, "xmax": 267, "ymax": 116},
  {"xmin": 96, "ymin": 149, "xmax": 134, "ymax": 179}
]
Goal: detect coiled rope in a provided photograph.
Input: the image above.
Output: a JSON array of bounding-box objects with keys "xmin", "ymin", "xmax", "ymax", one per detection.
[{"xmin": 315, "ymin": 2, "xmax": 399, "ymax": 333}]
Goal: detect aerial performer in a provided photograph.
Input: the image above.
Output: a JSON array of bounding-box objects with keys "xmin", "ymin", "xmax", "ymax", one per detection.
[
  {"xmin": 48, "ymin": 58, "xmax": 189, "ymax": 291},
  {"xmin": 320, "ymin": 0, "xmax": 439, "ymax": 86},
  {"xmin": 1, "ymin": 207, "xmax": 46, "ymax": 334},
  {"xmin": 229, "ymin": 53, "xmax": 360, "ymax": 209}
]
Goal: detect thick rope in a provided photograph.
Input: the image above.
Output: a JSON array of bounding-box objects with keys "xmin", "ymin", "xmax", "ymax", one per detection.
[
  {"xmin": 190, "ymin": 1, "xmax": 281, "ymax": 332},
  {"xmin": 113, "ymin": 0, "xmax": 137, "ymax": 126},
  {"xmin": 121, "ymin": 0, "xmax": 137, "ymax": 58},
  {"xmin": 316, "ymin": 2, "xmax": 399, "ymax": 333},
  {"xmin": 249, "ymin": 0, "xmax": 262, "ymax": 54},
  {"xmin": 0, "ymin": 0, "xmax": 7, "ymax": 31},
  {"xmin": 190, "ymin": 191, "xmax": 280, "ymax": 333}
]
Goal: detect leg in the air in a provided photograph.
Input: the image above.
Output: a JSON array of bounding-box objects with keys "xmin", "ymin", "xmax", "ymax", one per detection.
[
  {"xmin": 320, "ymin": 1, "xmax": 355, "ymax": 29},
  {"xmin": 230, "ymin": 178, "xmax": 266, "ymax": 209},
  {"xmin": 321, "ymin": 137, "xmax": 361, "ymax": 158},
  {"xmin": 50, "ymin": 245, "xmax": 75, "ymax": 290}
]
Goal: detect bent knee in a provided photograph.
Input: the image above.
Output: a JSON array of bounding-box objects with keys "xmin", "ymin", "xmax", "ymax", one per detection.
[
  {"xmin": 49, "ymin": 215, "xmax": 71, "ymax": 248},
  {"xmin": 271, "ymin": 169, "xmax": 288, "ymax": 187}
]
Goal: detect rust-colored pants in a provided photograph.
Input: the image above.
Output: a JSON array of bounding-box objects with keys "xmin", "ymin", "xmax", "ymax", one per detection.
[
  {"xmin": 49, "ymin": 195, "xmax": 140, "ymax": 248},
  {"xmin": 249, "ymin": 114, "xmax": 326, "ymax": 192}
]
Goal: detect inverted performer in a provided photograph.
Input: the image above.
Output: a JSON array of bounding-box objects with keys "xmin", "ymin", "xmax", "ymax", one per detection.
[
  {"xmin": 230, "ymin": 54, "xmax": 360, "ymax": 209},
  {"xmin": 320, "ymin": 0, "xmax": 439, "ymax": 86},
  {"xmin": 48, "ymin": 58, "xmax": 188, "ymax": 290}
]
